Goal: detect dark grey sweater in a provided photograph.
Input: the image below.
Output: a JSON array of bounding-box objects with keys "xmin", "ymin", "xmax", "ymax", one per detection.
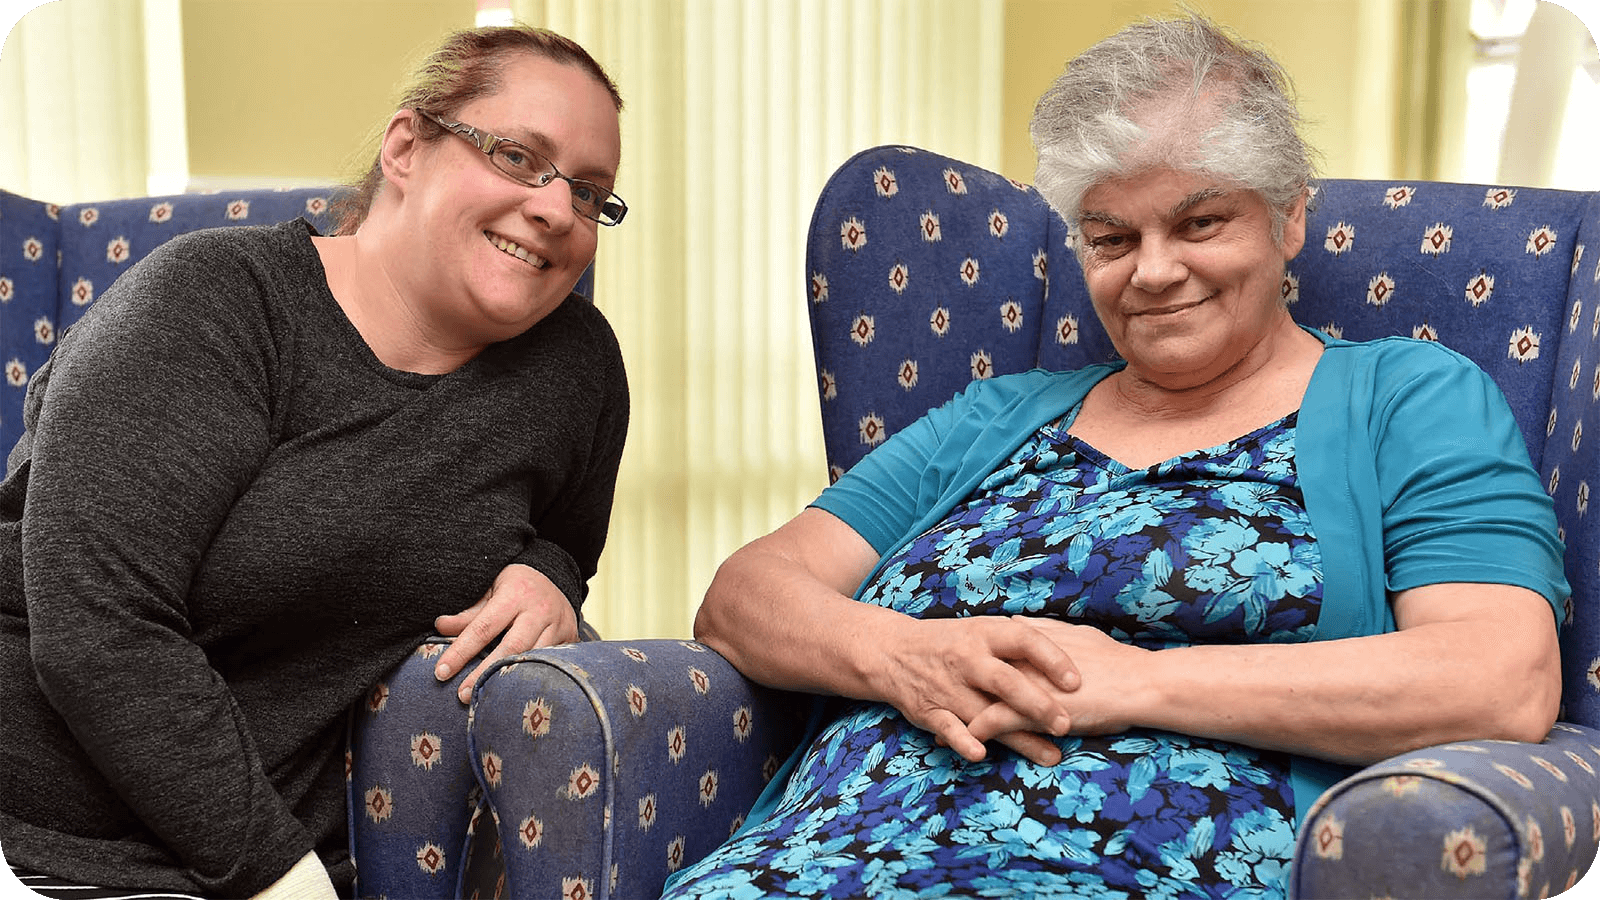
[{"xmin": 0, "ymin": 220, "xmax": 628, "ymax": 896}]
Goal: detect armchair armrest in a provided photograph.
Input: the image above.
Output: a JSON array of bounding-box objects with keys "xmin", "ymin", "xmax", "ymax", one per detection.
[
  {"xmin": 1292, "ymin": 723, "xmax": 1600, "ymax": 898},
  {"xmin": 347, "ymin": 637, "xmax": 488, "ymax": 899},
  {"xmin": 466, "ymin": 639, "xmax": 809, "ymax": 900}
]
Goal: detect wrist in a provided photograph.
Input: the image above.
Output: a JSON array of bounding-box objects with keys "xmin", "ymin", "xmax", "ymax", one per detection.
[{"xmin": 249, "ymin": 851, "xmax": 336, "ymax": 900}]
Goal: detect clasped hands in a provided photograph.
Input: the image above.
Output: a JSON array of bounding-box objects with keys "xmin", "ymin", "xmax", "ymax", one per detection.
[
  {"xmin": 885, "ymin": 615, "xmax": 1147, "ymax": 767},
  {"xmin": 431, "ymin": 563, "xmax": 578, "ymax": 703}
]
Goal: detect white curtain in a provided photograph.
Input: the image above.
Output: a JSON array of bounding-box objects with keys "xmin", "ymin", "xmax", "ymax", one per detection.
[
  {"xmin": 0, "ymin": 0, "xmax": 150, "ymax": 203},
  {"xmin": 1497, "ymin": 0, "xmax": 1594, "ymax": 186},
  {"xmin": 511, "ymin": 0, "xmax": 1005, "ymax": 638}
]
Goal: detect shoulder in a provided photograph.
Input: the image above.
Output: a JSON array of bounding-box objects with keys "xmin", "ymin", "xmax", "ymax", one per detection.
[
  {"xmin": 54, "ymin": 222, "xmax": 319, "ymax": 376},
  {"xmin": 952, "ymin": 364, "xmax": 1117, "ymax": 406},
  {"xmin": 1307, "ymin": 334, "xmax": 1524, "ymax": 463},
  {"xmin": 482, "ymin": 295, "xmax": 629, "ymax": 416},
  {"xmin": 553, "ymin": 294, "xmax": 624, "ymax": 357},
  {"xmin": 86, "ymin": 220, "xmax": 319, "ymax": 327},
  {"xmin": 932, "ymin": 365, "xmax": 1117, "ymax": 427},
  {"xmin": 135, "ymin": 219, "xmax": 318, "ymax": 282},
  {"xmin": 497, "ymin": 293, "xmax": 625, "ymax": 377},
  {"xmin": 1311, "ymin": 334, "xmax": 1502, "ymax": 414},
  {"xmin": 1318, "ymin": 333, "xmax": 1485, "ymax": 379}
]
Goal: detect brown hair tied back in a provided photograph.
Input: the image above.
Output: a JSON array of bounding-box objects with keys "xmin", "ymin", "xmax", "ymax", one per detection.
[{"xmin": 328, "ymin": 25, "xmax": 622, "ymax": 236}]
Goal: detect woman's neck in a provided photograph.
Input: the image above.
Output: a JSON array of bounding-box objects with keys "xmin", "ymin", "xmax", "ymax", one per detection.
[{"xmin": 311, "ymin": 231, "xmax": 482, "ymax": 376}]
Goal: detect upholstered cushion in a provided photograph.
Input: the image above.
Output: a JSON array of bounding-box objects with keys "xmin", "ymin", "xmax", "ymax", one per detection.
[
  {"xmin": 0, "ymin": 190, "xmax": 65, "ymax": 458},
  {"xmin": 465, "ymin": 639, "xmax": 808, "ymax": 900},
  {"xmin": 1294, "ymin": 725, "xmax": 1600, "ymax": 898}
]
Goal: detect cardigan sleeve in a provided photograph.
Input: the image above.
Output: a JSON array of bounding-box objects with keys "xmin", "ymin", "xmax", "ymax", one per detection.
[
  {"xmin": 1300, "ymin": 335, "xmax": 1569, "ymax": 639},
  {"xmin": 1371, "ymin": 342, "xmax": 1570, "ymax": 618},
  {"xmin": 17, "ymin": 234, "xmax": 315, "ymax": 895}
]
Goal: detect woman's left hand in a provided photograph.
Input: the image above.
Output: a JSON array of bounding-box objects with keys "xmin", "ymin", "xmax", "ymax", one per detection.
[
  {"xmin": 432, "ymin": 563, "xmax": 579, "ymax": 702},
  {"xmin": 964, "ymin": 618, "xmax": 1151, "ymax": 748}
]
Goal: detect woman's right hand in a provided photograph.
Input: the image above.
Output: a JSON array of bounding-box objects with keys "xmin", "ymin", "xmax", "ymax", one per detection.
[
  {"xmin": 695, "ymin": 508, "xmax": 1082, "ymax": 767},
  {"xmin": 876, "ymin": 614, "xmax": 1082, "ymax": 766}
]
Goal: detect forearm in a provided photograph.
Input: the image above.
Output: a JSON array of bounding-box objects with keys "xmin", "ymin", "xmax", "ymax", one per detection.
[
  {"xmin": 1122, "ymin": 595, "xmax": 1561, "ymax": 763},
  {"xmin": 694, "ymin": 541, "xmax": 901, "ymax": 702},
  {"xmin": 30, "ymin": 618, "xmax": 315, "ymax": 894},
  {"xmin": 696, "ymin": 510, "xmax": 1083, "ymax": 766},
  {"xmin": 1150, "ymin": 636, "xmax": 1553, "ymax": 763}
]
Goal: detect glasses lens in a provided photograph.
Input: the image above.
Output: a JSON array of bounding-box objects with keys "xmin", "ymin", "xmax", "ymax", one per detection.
[
  {"xmin": 568, "ymin": 181, "xmax": 626, "ymax": 226},
  {"xmin": 490, "ymin": 144, "xmax": 553, "ymax": 186},
  {"xmin": 597, "ymin": 198, "xmax": 627, "ymax": 226},
  {"xmin": 489, "ymin": 141, "xmax": 626, "ymax": 226}
]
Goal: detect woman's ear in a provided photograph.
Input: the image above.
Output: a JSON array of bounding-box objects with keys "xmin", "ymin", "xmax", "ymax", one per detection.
[
  {"xmin": 378, "ymin": 109, "xmax": 424, "ymax": 189},
  {"xmin": 1279, "ymin": 188, "xmax": 1309, "ymax": 261}
]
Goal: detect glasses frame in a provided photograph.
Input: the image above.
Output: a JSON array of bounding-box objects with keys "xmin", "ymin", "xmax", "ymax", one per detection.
[{"xmin": 415, "ymin": 108, "xmax": 627, "ymax": 226}]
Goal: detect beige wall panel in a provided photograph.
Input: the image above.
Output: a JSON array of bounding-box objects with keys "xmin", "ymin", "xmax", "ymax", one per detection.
[{"xmin": 181, "ymin": 0, "xmax": 474, "ymax": 185}]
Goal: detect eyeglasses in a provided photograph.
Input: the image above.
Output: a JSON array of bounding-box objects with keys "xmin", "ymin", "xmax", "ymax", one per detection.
[{"xmin": 416, "ymin": 109, "xmax": 628, "ymax": 226}]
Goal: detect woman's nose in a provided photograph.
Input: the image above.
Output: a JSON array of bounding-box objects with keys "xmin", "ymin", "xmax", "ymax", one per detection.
[
  {"xmin": 522, "ymin": 177, "xmax": 577, "ymax": 232},
  {"xmin": 1129, "ymin": 236, "xmax": 1187, "ymax": 293}
]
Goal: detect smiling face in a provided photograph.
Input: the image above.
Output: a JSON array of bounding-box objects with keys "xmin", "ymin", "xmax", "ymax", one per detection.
[
  {"xmin": 1076, "ymin": 168, "xmax": 1306, "ymax": 392},
  {"xmin": 393, "ymin": 52, "xmax": 622, "ymax": 349}
]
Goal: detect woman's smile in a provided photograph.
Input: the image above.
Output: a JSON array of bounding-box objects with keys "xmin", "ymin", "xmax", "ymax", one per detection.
[
  {"xmin": 1132, "ymin": 295, "xmax": 1210, "ymax": 317},
  {"xmin": 485, "ymin": 230, "xmax": 549, "ymax": 269}
]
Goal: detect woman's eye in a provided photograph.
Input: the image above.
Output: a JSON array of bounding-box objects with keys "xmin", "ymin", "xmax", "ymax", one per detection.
[
  {"xmin": 1088, "ymin": 234, "xmax": 1131, "ymax": 255},
  {"xmin": 570, "ymin": 183, "xmax": 600, "ymax": 204}
]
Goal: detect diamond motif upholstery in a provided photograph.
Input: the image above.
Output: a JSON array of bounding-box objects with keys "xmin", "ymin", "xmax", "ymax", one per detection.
[{"xmin": 803, "ymin": 144, "xmax": 1600, "ymax": 897}]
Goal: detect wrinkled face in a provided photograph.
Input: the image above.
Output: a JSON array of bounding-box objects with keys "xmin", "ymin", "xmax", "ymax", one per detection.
[
  {"xmin": 403, "ymin": 53, "xmax": 622, "ymax": 346},
  {"xmin": 1076, "ymin": 168, "xmax": 1305, "ymax": 389}
]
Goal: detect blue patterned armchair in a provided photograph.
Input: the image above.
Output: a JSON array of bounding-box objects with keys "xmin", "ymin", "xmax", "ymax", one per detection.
[{"xmin": 801, "ymin": 145, "xmax": 1600, "ymax": 898}]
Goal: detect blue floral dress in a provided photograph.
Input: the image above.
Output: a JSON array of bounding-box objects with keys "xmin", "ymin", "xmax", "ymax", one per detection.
[{"xmin": 664, "ymin": 411, "xmax": 1324, "ymax": 899}]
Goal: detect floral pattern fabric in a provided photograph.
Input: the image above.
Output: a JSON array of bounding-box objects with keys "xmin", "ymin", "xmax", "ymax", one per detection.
[{"xmin": 664, "ymin": 411, "xmax": 1323, "ymax": 899}]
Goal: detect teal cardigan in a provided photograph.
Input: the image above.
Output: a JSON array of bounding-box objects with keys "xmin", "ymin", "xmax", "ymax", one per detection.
[{"xmin": 728, "ymin": 331, "xmax": 1570, "ymax": 845}]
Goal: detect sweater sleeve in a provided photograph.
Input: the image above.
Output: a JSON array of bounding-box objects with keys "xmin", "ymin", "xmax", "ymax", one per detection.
[
  {"xmin": 19, "ymin": 235, "xmax": 315, "ymax": 895},
  {"xmin": 510, "ymin": 304, "xmax": 631, "ymax": 616}
]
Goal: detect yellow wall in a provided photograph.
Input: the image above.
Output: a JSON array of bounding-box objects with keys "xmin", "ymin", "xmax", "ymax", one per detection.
[
  {"xmin": 180, "ymin": 0, "xmax": 474, "ymax": 185},
  {"xmin": 1000, "ymin": 0, "xmax": 1425, "ymax": 185},
  {"xmin": 177, "ymin": 0, "xmax": 1427, "ymax": 189}
]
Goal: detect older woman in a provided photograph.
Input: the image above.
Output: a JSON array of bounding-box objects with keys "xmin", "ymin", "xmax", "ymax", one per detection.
[
  {"xmin": 0, "ymin": 25, "xmax": 627, "ymax": 900},
  {"xmin": 665, "ymin": 14, "xmax": 1565, "ymax": 899}
]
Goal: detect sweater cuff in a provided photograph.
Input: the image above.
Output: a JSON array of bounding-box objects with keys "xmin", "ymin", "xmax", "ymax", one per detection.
[
  {"xmin": 248, "ymin": 852, "xmax": 336, "ymax": 900},
  {"xmin": 511, "ymin": 539, "xmax": 586, "ymax": 617}
]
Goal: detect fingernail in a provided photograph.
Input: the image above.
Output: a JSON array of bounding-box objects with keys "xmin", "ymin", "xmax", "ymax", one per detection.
[{"xmin": 435, "ymin": 664, "xmax": 451, "ymax": 680}]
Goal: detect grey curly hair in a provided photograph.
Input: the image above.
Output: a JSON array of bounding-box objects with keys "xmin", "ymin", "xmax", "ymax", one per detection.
[{"xmin": 1029, "ymin": 13, "xmax": 1317, "ymax": 245}]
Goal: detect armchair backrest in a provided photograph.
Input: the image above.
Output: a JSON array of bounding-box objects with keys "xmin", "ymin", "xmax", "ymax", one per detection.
[
  {"xmin": 0, "ymin": 187, "xmax": 340, "ymax": 458},
  {"xmin": 0, "ymin": 186, "xmax": 603, "ymax": 464},
  {"xmin": 805, "ymin": 144, "xmax": 1600, "ymax": 728}
]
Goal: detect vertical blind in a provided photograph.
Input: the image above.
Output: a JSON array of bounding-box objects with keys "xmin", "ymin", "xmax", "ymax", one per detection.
[
  {"xmin": 510, "ymin": 0, "xmax": 1006, "ymax": 638},
  {"xmin": 0, "ymin": 0, "xmax": 150, "ymax": 203}
]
